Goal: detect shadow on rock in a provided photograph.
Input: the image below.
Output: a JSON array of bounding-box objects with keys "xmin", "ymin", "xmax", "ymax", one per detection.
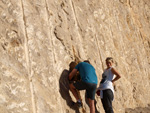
[
  {"xmin": 94, "ymin": 100, "xmax": 100, "ymax": 113},
  {"xmin": 125, "ymin": 104, "xmax": 150, "ymax": 113},
  {"xmin": 59, "ymin": 69, "xmax": 80, "ymax": 113}
]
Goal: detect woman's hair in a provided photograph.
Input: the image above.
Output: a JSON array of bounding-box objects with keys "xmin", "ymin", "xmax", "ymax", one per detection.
[{"xmin": 105, "ymin": 57, "xmax": 113, "ymax": 63}]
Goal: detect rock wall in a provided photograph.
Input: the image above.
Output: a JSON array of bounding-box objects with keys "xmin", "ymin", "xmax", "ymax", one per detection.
[{"xmin": 0, "ymin": 0, "xmax": 150, "ymax": 113}]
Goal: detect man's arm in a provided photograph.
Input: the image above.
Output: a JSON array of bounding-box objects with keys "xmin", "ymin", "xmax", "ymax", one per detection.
[{"xmin": 69, "ymin": 69, "xmax": 78, "ymax": 80}]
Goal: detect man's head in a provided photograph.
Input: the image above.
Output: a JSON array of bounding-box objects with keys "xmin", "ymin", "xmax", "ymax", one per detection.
[
  {"xmin": 84, "ymin": 60, "xmax": 90, "ymax": 64},
  {"xmin": 69, "ymin": 61, "xmax": 77, "ymax": 71}
]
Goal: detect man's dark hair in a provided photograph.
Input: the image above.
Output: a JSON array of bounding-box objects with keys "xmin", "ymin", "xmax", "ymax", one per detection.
[
  {"xmin": 84, "ymin": 60, "xmax": 90, "ymax": 64},
  {"xmin": 69, "ymin": 61, "xmax": 77, "ymax": 72}
]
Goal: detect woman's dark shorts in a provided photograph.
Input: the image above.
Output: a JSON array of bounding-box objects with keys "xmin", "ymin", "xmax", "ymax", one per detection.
[{"xmin": 73, "ymin": 81, "xmax": 97, "ymax": 100}]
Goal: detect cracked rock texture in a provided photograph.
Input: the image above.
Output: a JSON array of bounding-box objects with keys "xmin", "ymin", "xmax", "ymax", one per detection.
[{"xmin": 0, "ymin": 0, "xmax": 150, "ymax": 113}]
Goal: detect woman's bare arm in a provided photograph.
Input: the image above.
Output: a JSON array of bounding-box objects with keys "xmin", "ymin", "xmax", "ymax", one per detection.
[{"xmin": 111, "ymin": 67, "xmax": 121, "ymax": 83}]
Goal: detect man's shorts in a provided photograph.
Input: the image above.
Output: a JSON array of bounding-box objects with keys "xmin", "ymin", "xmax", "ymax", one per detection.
[{"xmin": 73, "ymin": 81, "xmax": 97, "ymax": 100}]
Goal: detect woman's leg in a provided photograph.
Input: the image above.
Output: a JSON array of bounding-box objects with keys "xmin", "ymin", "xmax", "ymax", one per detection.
[{"xmin": 101, "ymin": 89, "xmax": 114, "ymax": 113}]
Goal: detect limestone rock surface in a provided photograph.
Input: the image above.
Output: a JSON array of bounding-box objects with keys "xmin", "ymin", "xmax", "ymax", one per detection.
[{"xmin": 0, "ymin": 0, "xmax": 150, "ymax": 113}]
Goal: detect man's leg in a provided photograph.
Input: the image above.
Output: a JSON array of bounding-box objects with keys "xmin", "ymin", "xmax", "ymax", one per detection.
[
  {"xmin": 88, "ymin": 98, "xmax": 95, "ymax": 113},
  {"xmin": 86, "ymin": 83, "xmax": 97, "ymax": 113},
  {"xmin": 69, "ymin": 83, "xmax": 80, "ymax": 101}
]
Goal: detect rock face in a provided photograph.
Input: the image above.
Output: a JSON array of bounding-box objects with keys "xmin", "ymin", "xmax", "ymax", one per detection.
[{"xmin": 0, "ymin": 0, "xmax": 150, "ymax": 113}]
